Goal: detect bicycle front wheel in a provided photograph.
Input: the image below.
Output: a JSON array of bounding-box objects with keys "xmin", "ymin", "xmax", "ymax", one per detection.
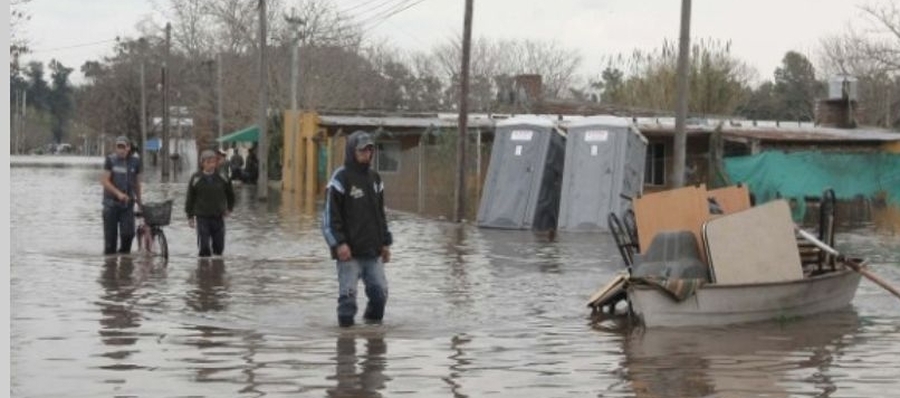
[{"xmin": 154, "ymin": 229, "xmax": 169, "ymax": 261}]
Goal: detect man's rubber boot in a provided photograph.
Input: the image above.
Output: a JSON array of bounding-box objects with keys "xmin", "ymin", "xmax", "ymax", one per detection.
[{"xmin": 338, "ymin": 316, "xmax": 354, "ymax": 328}]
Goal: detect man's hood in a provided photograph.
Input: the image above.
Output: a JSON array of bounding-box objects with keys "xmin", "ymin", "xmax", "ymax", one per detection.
[{"xmin": 344, "ymin": 130, "xmax": 375, "ymax": 171}]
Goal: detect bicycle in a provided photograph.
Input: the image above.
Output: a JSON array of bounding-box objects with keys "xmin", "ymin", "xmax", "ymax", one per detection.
[{"xmin": 136, "ymin": 199, "xmax": 173, "ymax": 261}]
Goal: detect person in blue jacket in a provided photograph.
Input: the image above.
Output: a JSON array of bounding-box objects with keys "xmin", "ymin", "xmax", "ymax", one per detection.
[
  {"xmin": 100, "ymin": 136, "xmax": 142, "ymax": 255},
  {"xmin": 321, "ymin": 131, "xmax": 393, "ymax": 327}
]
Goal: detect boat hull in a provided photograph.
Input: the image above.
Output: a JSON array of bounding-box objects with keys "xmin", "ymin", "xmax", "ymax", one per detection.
[{"xmin": 628, "ymin": 269, "xmax": 862, "ymax": 327}]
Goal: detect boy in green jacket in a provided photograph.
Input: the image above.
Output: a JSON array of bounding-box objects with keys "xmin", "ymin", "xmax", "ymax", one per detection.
[{"xmin": 186, "ymin": 149, "xmax": 236, "ymax": 257}]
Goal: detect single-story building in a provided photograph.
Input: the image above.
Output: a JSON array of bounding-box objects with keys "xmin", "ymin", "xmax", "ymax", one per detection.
[{"xmin": 281, "ymin": 111, "xmax": 900, "ymax": 220}]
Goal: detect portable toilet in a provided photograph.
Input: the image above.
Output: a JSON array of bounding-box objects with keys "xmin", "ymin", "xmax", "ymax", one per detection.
[
  {"xmin": 477, "ymin": 116, "xmax": 567, "ymax": 230},
  {"xmin": 557, "ymin": 116, "xmax": 647, "ymax": 231}
]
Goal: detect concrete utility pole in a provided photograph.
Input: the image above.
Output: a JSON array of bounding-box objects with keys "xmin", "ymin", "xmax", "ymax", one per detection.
[
  {"xmin": 672, "ymin": 0, "xmax": 692, "ymax": 188},
  {"xmin": 454, "ymin": 0, "xmax": 474, "ymax": 222},
  {"xmin": 20, "ymin": 90, "xmax": 27, "ymax": 155},
  {"xmin": 14, "ymin": 90, "xmax": 20, "ymax": 155},
  {"xmin": 140, "ymin": 39, "xmax": 148, "ymax": 163},
  {"xmin": 162, "ymin": 23, "xmax": 172, "ymax": 179},
  {"xmin": 285, "ymin": 8, "xmax": 304, "ymax": 111},
  {"xmin": 257, "ymin": 0, "xmax": 269, "ymax": 200},
  {"xmin": 217, "ymin": 53, "xmax": 224, "ymax": 146}
]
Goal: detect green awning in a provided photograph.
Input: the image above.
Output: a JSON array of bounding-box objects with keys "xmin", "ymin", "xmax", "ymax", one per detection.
[{"xmin": 217, "ymin": 125, "xmax": 259, "ymax": 143}]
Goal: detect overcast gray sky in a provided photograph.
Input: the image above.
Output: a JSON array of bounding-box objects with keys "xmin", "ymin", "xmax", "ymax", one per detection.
[{"xmin": 19, "ymin": 0, "xmax": 873, "ymax": 86}]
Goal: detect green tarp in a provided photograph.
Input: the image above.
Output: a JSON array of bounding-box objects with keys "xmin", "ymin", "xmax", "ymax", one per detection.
[
  {"xmin": 217, "ymin": 125, "xmax": 259, "ymax": 143},
  {"xmin": 724, "ymin": 151, "xmax": 900, "ymax": 219}
]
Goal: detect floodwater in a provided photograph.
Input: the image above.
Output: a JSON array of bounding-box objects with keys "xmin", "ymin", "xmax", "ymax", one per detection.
[{"xmin": 10, "ymin": 158, "xmax": 900, "ymax": 398}]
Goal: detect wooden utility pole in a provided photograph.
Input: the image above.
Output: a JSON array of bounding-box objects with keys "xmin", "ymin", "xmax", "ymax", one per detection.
[
  {"xmin": 162, "ymin": 23, "xmax": 171, "ymax": 179},
  {"xmin": 672, "ymin": 0, "xmax": 691, "ymax": 188},
  {"xmin": 455, "ymin": 0, "xmax": 474, "ymax": 222},
  {"xmin": 257, "ymin": 0, "xmax": 269, "ymax": 200}
]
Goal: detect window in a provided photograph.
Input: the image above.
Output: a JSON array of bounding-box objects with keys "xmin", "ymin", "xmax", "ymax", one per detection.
[
  {"xmin": 645, "ymin": 142, "xmax": 666, "ymax": 186},
  {"xmin": 375, "ymin": 142, "xmax": 401, "ymax": 173}
]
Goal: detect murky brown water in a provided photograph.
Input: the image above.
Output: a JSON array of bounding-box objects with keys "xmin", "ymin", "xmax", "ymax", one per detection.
[{"xmin": 10, "ymin": 160, "xmax": 900, "ymax": 397}]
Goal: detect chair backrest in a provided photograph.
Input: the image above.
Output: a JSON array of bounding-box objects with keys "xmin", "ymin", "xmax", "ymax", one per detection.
[{"xmin": 607, "ymin": 212, "xmax": 635, "ymax": 269}]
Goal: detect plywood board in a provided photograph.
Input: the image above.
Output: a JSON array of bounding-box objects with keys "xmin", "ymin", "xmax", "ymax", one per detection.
[
  {"xmin": 703, "ymin": 200, "xmax": 803, "ymax": 284},
  {"xmin": 708, "ymin": 185, "xmax": 751, "ymax": 214},
  {"xmin": 633, "ymin": 185, "xmax": 710, "ymax": 259},
  {"xmin": 586, "ymin": 273, "xmax": 628, "ymax": 308}
]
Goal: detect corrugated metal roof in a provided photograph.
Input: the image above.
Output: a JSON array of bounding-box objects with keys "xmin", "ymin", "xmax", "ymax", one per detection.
[
  {"xmin": 318, "ymin": 115, "xmax": 495, "ymax": 129},
  {"xmin": 563, "ymin": 115, "xmax": 633, "ymax": 128},
  {"xmin": 316, "ymin": 113, "xmax": 900, "ymax": 143},
  {"xmin": 721, "ymin": 125, "xmax": 900, "ymax": 141},
  {"xmin": 496, "ymin": 115, "xmax": 557, "ymax": 128},
  {"xmin": 636, "ymin": 121, "xmax": 900, "ymax": 142}
]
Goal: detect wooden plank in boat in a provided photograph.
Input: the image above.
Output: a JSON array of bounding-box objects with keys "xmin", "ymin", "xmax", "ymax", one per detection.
[
  {"xmin": 707, "ymin": 184, "xmax": 751, "ymax": 214},
  {"xmin": 703, "ymin": 200, "xmax": 803, "ymax": 284},
  {"xmin": 587, "ymin": 274, "xmax": 628, "ymax": 308},
  {"xmin": 633, "ymin": 184, "xmax": 710, "ymax": 260}
]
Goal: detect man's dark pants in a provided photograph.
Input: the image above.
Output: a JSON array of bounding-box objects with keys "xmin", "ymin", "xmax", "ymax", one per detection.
[
  {"xmin": 196, "ymin": 215, "xmax": 226, "ymax": 257},
  {"xmin": 103, "ymin": 205, "xmax": 135, "ymax": 255}
]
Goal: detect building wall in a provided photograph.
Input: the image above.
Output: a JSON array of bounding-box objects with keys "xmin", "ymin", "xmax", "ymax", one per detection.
[{"xmin": 883, "ymin": 141, "xmax": 900, "ymax": 153}]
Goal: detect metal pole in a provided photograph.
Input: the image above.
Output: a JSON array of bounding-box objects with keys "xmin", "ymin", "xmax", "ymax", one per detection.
[
  {"xmin": 887, "ymin": 77, "xmax": 892, "ymax": 129},
  {"xmin": 140, "ymin": 60, "xmax": 147, "ymax": 162},
  {"xmin": 672, "ymin": 0, "xmax": 691, "ymax": 188},
  {"xmin": 418, "ymin": 129, "xmax": 426, "ymax": 214},
  {"xmin": 21, "ymin": 90, "xmax": 27, "ymax": 155},
  {"xmin": 217, "ymin": 53, "xmax": 224, "ymax": 146},
  {"xmin": 257, "ymin": 0, "xmax": 270, "ymax": 200},
  {"xmin": 455, "ymin": 0, "xmax": 474, "ymax": 222},
  {"xmin": 14, "ymin": 90, "xmax": 20, "ymax": 155},
  {"xmin": 476, "ymin": 127, "xmax": 482, "ymax": 202},
  {"xmin": 162, "ymin": 23, "xmax": 171, "ymax": 179}
]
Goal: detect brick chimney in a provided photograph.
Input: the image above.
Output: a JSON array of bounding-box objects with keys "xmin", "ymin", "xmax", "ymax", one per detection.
[
  {"xmin": 513, "ymin": 74, "xmax": 543, "ymax": 105},
  {"xmin": 816, "ymin": 75, "xmax": 859, "ymax": 129}
]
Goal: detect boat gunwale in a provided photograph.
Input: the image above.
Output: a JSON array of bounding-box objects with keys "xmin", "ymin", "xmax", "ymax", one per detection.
[{"xmin": 628, "ymin": 264, "xmax": 863, "ymax": 291}]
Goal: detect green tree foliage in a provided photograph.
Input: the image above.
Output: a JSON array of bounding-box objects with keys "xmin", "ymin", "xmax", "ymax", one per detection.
[
  {"xmin": 773, "ymin": 51, "xmax": 821, "ymax": 121},
  {"xmin": 24, "ymin": 61, "xmax": 51, "ymax": 112},
  {"xmin": 736, "ymin": 51, "xmax": 824, "ymax": 122},
  {"xmin": 735, "ymin": 81, "xmax": 778, "ymax": 120},
  {"xmin": 48, "ymin": 60, "xmax": 74, "ymax": 143},
  {"xmin": 595, "ymin": 67, "xmax": 624, "ymax": 103},
  {"xmin": 595, "ymin": 39, "xmax": 754, "ymax": 116}
]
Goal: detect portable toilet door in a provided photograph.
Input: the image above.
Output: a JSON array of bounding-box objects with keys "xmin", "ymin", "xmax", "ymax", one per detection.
[
  {"xmin": 477, "ymin": 117, "xmax": 559, "ymax": 229},
  {"xmin": 558, "ymin": 116, "xmax": 647, "ymax": 231}
]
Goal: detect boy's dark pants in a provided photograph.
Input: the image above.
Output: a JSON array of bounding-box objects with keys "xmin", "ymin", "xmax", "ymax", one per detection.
[
  {"xmin": 103, "ymin": 205, "xmax": 135, "ymax": 255},
  {"xmin": 196, "ymin": 215, "xmax": 226, "ymax": 257}
]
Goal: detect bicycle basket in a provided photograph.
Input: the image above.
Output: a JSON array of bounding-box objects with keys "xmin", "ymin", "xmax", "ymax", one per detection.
[{"xmin": 141, "ymin": 200, "xmax": 173, "ymax": 226}]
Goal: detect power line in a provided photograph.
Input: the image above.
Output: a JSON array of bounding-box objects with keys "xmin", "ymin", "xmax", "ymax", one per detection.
[
  {"xmin": 28, "ymin": 38, "xmax": 119, "ymax": 54},
  {"xmin": 342, "ymin": 0, "xmax": 401, "ymax": 17},
  {"xmin": 356, "ymin": 0, "xmax": 422, "ymax": 30}
]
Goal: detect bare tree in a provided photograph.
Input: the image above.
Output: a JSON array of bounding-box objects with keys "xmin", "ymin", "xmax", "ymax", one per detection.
[
  {"xmin": 594, "ymin": 38, "xmax": 754, "ymax": 116},
  {"xmin": 858, "ymin": 1, "xmax": 900, "ymax": 71},
  {"xmin": 10, "ymin": 0, "xmax": 32, "ymax": 71},
  {"xmin": 817, "ymin": 1, "xmax": 900, "ymax": 127}
]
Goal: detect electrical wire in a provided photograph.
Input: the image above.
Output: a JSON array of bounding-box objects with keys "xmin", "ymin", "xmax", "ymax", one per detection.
[{"xmin": 28, "ymin": 38, "xmax": 120, "ymax": 54}]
